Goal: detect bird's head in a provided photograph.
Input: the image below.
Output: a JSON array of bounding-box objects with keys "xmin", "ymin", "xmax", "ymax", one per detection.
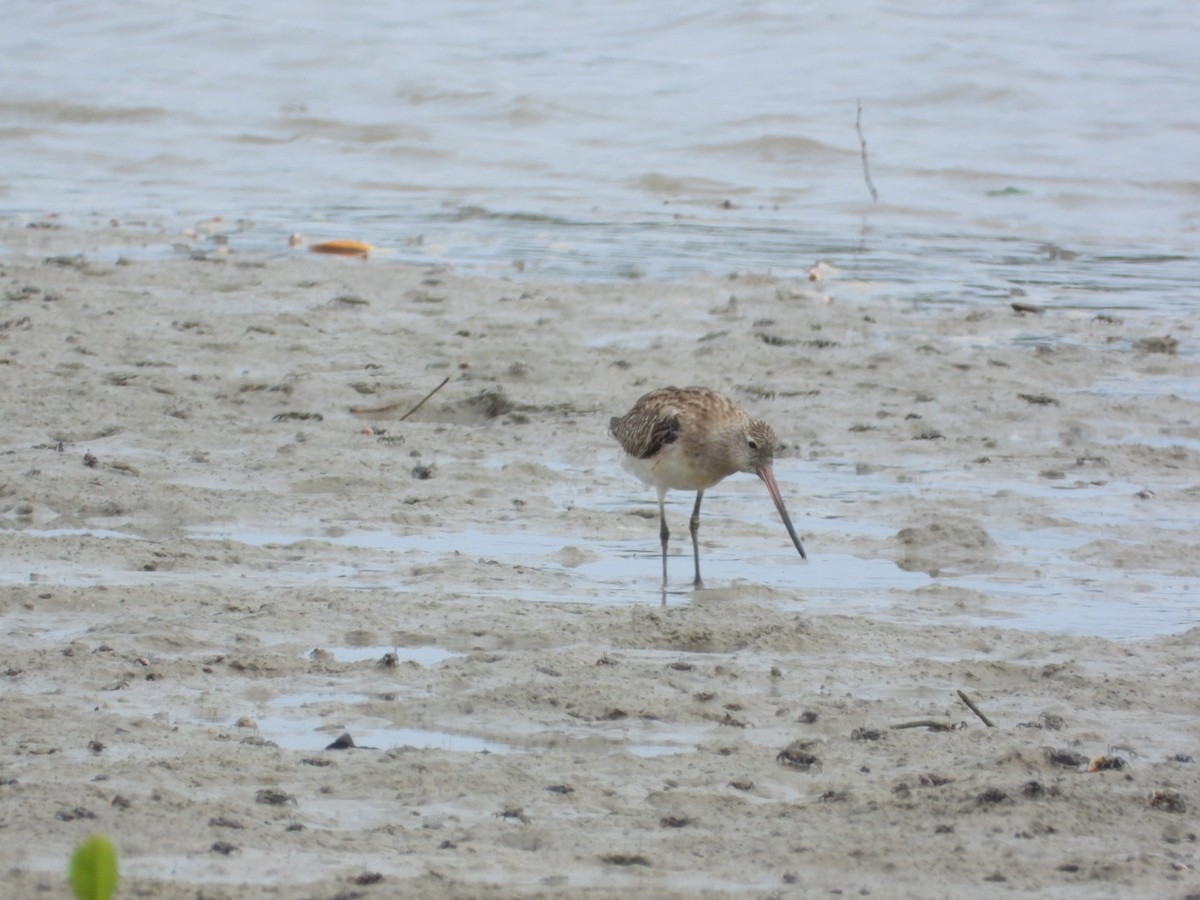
[
  {"xmin": 742, "ymin": 418, "xmax": 806, "ymax": 560},
  {"xmin": 737, "ymin": 419, "xmax": 780, "ymax": 475}
]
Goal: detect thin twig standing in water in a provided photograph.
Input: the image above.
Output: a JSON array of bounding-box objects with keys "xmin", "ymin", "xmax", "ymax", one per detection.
[
  {"xmin": 956, "ymin": 690, "xmax": 995, "ymax": 728},
  {"xmin": 399, "ymin": 376, "xmax": 451, "ymax": 421},
  {"xmin": 856, "ymin": 99, "xmax": 879, "ymax": 203}
]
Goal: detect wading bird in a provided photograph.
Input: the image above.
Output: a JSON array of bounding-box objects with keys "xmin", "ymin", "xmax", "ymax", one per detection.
[{"xmin": 610, "ymin": 386, "xmax": 806, "ymax": 588}]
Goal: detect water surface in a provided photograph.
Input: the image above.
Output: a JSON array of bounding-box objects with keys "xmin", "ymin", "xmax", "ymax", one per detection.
[{"xmin": 1, "ymin": 1, "xmax": 1196, "ymax": 304}]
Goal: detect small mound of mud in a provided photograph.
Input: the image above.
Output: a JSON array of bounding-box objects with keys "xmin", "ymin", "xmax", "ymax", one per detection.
[
  {"xmin": 1070, "ymin": 538, "xmax": 1200, "ymax": 577},
  {"xmin": 892, "ymin": 516, "xmax": 997, "ymax": 576},
  {"xmin": 624, "ymin": 605, "xmax": 807, "ymax": 653}
]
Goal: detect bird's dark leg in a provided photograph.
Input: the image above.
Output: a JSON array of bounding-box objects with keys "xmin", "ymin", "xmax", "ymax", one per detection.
[
  {"xmin": 657, "ymin": 493, "xmax": 670, "ymax": 589},
  {"xmin": 690, "ymin": 490, "xmax": 705, "ymax": 589}
]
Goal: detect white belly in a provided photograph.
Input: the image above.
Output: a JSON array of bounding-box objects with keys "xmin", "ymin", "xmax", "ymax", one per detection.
[{"xmin": 621, "ymin": 441, "xmax": 722, "ymax": 493}]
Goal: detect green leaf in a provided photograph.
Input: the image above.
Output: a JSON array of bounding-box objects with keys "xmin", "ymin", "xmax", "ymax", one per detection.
[{"xmin": 69, "ymin": 834, "xmax": 119, "ymax": 900}]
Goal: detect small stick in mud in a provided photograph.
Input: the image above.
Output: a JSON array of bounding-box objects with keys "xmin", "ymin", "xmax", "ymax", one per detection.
[
  {"xmin": 957, "ymin": 689, "xmax": 996, "ymax": 728},
  {"xmin": 398, "ymin": 376, "xmax": 451, "ymax": 421},
  {"xmin": 349, "ymin": 375, "xmax": 451, "ymax": 419},
  {"xmin": 891, "ymin": 719, "xmax": 960, "ymax": 732}
]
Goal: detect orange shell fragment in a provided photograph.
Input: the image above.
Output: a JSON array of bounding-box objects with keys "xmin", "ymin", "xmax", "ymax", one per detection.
[{"xmin": 309, "ymin": 239, "xmax": 374, "ymax": 257}]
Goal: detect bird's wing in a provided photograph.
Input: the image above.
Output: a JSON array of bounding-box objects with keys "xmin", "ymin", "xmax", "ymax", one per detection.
[{"xmin": 611, "ymin": 407, "xmax": 680, "ymax": 460}]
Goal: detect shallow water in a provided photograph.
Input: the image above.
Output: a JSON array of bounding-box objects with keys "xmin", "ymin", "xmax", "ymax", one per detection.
[
  {"xmin": 252, "ymin": 527, "xmax": 1199, "ymax": 639},
  {"xmin": 5, "ymin": 438, "xmax": 1195, "ymax": 639},
  {"xmin": 256, "ymin": 689, "xmax": 709, "ymax": 758},
  {"xmin": 177, "ymin": 451, "xmax": 1199, "ymax": 639},
  {"xmin": 2, "ymin": 1, "xmax": 1197, "ymax": 305}
]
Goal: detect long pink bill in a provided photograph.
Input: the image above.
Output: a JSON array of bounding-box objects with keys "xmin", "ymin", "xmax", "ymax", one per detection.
[{"xmin": 757, "ymin": 464, "xmax": 807, "ymax": 560}]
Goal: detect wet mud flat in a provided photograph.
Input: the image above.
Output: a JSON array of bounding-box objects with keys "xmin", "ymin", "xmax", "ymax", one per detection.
[{"xmin": 1, "ymin": 227, "xmax": 1199, "ymax": 897}]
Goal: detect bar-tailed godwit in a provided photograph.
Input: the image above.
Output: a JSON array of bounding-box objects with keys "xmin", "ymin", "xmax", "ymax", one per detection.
[{"xmin": 610, "ymin": 386, "xmax": 806, "ymax": 589}]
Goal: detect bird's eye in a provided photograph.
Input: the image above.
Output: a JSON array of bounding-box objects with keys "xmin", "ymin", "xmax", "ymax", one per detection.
[{"xmin": 747, "ymin": 439, "xmax": 759, "ymax": 450}]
